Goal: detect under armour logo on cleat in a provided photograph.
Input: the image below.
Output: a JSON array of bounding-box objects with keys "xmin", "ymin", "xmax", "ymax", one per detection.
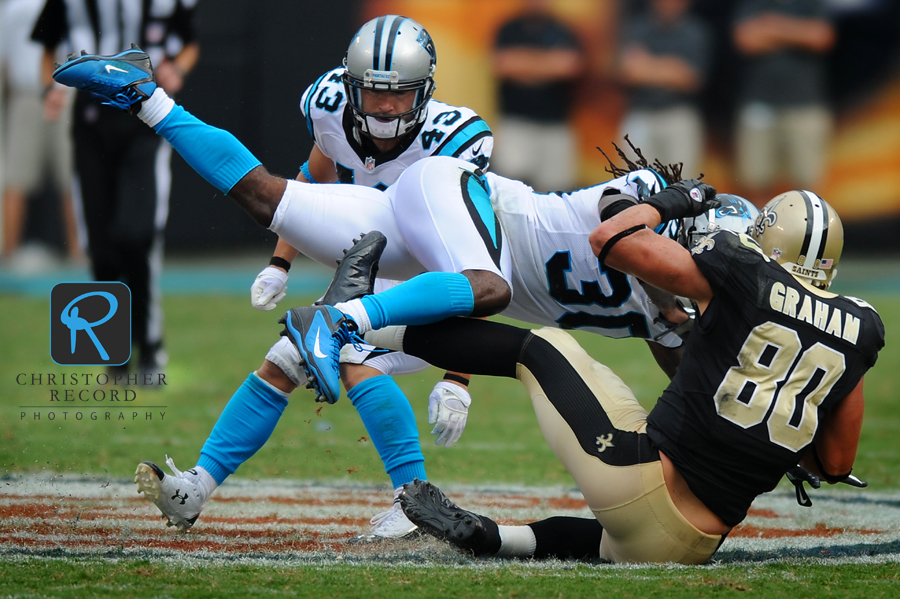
[
  {"xmin": 595, "ymin": 434, "xmax": 614, "ymax": 453},
  {"xmin": 172, "ymin": 490, "xmax": 189, "ymax": 505}
]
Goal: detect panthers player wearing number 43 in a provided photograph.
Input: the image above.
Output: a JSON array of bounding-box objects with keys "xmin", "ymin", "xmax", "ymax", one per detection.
[{"xmin": 245, "ymin": 15, "xmax": 494, "ymax": 543}]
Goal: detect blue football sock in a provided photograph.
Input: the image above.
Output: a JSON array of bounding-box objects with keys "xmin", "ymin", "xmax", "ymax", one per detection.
[
  {"xmin": 360, "ymin": 272, "xmax": 474, "ymax": 330},
  {"xmin": 348, "ymin": 375, "xmax": 426, "ymax": 489},
  {"xmin": 154, "ymin": 103, "xmax": 261, "ymax": 194},
  {"xmin": 198, "ymin": 373, "xmax": 289, "ymax": 485}
]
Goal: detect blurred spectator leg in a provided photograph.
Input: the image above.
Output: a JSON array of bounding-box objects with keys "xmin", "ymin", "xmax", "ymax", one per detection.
[
  {"xmin": 534, "ymin": 121, "xmax": 577, "ymax": 192},
  {"xmin": 736, "ymin": 103, "xmax": 778, "ymax": 208},
  {"xmin": 492, "ymin": 116, "xmax": 534, "ymax": 185},
  {"xmin": 784, "ymin": 105, "xmax": 832, "ymax": 190}
]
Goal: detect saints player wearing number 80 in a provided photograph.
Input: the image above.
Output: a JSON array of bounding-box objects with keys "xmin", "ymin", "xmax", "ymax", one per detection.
[{"xmin": 394, "ymin": 189, "xmax": 883, "ymax": 564}]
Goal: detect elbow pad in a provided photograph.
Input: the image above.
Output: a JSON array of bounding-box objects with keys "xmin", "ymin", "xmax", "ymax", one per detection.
[{"xmin": 598, "ymin": 192, "xmax": 640, "ymax": 221}]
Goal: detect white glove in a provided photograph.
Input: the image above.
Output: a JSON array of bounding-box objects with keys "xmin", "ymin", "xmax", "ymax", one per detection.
[
  {"xmin": 250, "ymin": 266, "xmax": 289, "ymax": 311},
  {"xmin": 428, "ymin": 381, "xmax": 471, "ymax": 448}
]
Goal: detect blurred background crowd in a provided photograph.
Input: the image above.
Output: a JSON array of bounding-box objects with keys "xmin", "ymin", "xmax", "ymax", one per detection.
[{"xmin": 2, "ymin": 0, "xmax": 899, "ymax": 270}]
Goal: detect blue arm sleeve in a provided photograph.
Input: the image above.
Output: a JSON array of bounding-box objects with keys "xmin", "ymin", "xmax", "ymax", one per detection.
[{"xmin": 153, "ymin": 103, "xmax": 262, "ymax": 194}]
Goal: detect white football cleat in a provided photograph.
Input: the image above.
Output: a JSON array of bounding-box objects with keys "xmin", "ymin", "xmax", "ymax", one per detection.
[
  {"xmin": 348, "ymin": 491, "xmax": 419, "ymax": 544},
  {"xmin": 134, "ymin": 456, "xmax": 207, "ymax": 531}
]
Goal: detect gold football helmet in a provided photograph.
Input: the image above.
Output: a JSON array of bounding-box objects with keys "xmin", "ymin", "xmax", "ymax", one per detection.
[{"xmin": 753, "ymin": 190, "xmax": 844, "ymax": 289}]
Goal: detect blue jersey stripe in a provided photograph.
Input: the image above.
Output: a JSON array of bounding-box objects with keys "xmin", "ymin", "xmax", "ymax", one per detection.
[
  {"xmin": 302, "ymin": 72, "xmax": 331, "ymax": 139},
  {"xmin": 433, "ymin": 117, "xmax": 492, "ymax": 158}
]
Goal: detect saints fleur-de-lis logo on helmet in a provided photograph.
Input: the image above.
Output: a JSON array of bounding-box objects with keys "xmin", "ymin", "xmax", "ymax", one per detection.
[{"xmin": 755, "ymin": 205, "xmax": 777, "ymax": 237}]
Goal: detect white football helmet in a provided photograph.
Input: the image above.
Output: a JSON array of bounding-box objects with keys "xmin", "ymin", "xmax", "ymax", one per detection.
[
  {"xmin": 343, "ymin": 15, "xmax": 437, "ymax": 140},
  {"xmin": 679, "ymin": 194, "xmax": 760, "ymax": 249},
  {"xmin": 753, "ymin": 190, "xmax": 843, "ymax": 289}
]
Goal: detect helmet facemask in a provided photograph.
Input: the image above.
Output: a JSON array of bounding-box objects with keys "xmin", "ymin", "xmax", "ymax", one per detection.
[{"xmin": 342, "ymin": 70, "xmax": 435, "ymax": 140}]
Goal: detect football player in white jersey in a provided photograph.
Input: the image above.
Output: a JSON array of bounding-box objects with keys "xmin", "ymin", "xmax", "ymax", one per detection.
[
  {"xmin": 243, "ymin": 16, "xmax": 495, "ymax": 541},
  {"xmin": 53, "ymin": 45, "xmax": 708, "ymax": 540}
]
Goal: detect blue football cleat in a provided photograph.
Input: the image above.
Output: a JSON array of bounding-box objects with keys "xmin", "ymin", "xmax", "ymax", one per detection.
[
  {"xmin": 53, "ymin": 44, "xmax": 156, "ymax": 111},
  {"xmin": 280, "ymin": 305, "xmax": 360, "ymax": 404}
]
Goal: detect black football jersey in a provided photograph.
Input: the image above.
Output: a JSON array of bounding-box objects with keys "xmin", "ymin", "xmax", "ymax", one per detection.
[{"xmin": 646, "ymin": 231, "xmax": 884, "ymax": 526}]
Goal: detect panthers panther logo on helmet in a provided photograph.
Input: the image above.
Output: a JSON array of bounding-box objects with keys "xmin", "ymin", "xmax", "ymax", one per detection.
[
  {"xmin": 679, "ymin": 194, "xmax": 759, "ymax": 250},
  {"xmin": 752, "ymin": 190, "xmax": 843, "ymax": 289}
]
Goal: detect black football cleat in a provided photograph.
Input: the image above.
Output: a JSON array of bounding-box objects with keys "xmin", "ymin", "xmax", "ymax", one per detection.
[
  {"xmin": 318, "ymin": 231, "xmax": 387, "ymax": 305},
  {"xmin": 399, "ymin": 479, "xmax": 498, "ymax": 556}
]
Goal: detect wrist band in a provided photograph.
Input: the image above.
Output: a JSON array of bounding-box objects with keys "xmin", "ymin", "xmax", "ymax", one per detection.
[
  {"xmin": 443, "ymin": 373, "xmax": 470, "ymax": 386},
  {"xmin": 597, "ymin": 224, "xmax": 648, "ymax": 266},
  {"xmin": 812, "ymin": 445, "xmax": 853, "ymax": 484},
  {"xmin": 299, "ymin": 161, "xmax": 319, "ymax": 184},
  {"xmin": 269, "ymin": 256, "xmax": 292, "ymax": 272}
]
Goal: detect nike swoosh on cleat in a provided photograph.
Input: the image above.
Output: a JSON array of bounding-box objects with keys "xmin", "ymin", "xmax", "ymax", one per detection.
[
  {"xmin": 105, "ymin": 65, "xmax": 128, "ymax": 73},
  {"xmin": 313, "ymin": 329, "xmax": 328, "ymax": 359}
]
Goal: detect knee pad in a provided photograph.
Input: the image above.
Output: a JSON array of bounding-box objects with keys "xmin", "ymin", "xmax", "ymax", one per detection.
[
  {"xmin": 339, "ymin": 343, "xmax": 430, "ymax": 376},
  {"xmin": 265, "ymin": 337, "xmax": 307, "ymax": 387}
]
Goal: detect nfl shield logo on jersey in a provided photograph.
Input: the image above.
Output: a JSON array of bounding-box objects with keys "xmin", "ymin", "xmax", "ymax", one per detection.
[{"xmin": 365, "ymin": 156, "xmax": 376, "ymax": 171}]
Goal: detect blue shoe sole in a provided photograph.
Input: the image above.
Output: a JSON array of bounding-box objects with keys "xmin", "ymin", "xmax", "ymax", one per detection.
[{"xmin": 53, "ymin": 48, "xmax": 156, "ymax": 110}]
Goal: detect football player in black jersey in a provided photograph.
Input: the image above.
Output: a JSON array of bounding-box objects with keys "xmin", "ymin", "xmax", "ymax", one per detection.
[{"xmin": 384, "ymin": 187, "xmax": 883, "ymax": 564}]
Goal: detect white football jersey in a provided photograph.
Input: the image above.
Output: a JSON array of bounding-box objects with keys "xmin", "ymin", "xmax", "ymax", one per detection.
[
  {"xmin": 487, "ymin": 169, "xmax": 684, "ymax": 347},
  {"xmin": 300, "ymin": 67, "xmax": 493, "ymax": 189}
]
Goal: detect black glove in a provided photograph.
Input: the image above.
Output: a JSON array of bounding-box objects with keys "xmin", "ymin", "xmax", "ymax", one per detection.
[
  {"xmin": 786, "ymin": 465, "xmax": 820, "ymax": 507},
  {"xmin": 642, "ymin": 179, "xmax": 719, "ymax": 223}
]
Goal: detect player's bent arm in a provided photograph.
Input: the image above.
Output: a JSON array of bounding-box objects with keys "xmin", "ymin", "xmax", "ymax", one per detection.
[
  {"xmin": 301, "ymin": 144, "xmax": 339, "ymax": 183},
  {"xmin": 645, "ymin": 341, "xmax": 683, "ymax": 381},
  {"xmin": 589, "ymin": 204, "xmax": 713, "ymax": 309},
  {"xmin": 801, "ymin": 378, "xmax": 865, "ymax": 483}
]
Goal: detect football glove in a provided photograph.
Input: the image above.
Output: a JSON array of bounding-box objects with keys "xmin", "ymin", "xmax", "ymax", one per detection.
[
  {"xmin": 428, "ymin": 381, "xmax": 471, "ymax": 448},
  {"xmin": 642, "ymin": 179, "xmax": 719, "ymax": 223},
  {"xmin": 785, "ymin": 465, "xmax": 867, "ymax": 507},
  {"xmin": 250, "ymin": 266, "xmax": 288, "ymax": 311},
  {"xmin": 786, "ymin": 465, "xmax": 820, "ymax": 507}
]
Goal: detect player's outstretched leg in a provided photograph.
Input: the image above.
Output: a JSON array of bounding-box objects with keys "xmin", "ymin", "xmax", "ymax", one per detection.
[
  {"xmin": 52, "ymin": 44, "xmax": 156, "ymax": 111},
  {"xmin": 399, "ymin": 479, "xmax": 500, "ymax": 556},
  {"xmin": 135, "ymin": 456, "xmax": 208, "ymax": 531}
]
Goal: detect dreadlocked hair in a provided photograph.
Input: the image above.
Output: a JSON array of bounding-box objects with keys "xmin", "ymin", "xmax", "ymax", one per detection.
[{"xmin": 596, "ymin": 135, "xmax": 688, "ymax": 186}]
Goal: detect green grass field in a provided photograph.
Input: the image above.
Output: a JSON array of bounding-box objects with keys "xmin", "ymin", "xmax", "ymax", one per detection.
[{"xmin": 1, "ymin": 273, "xmax": 899, "ymax": 597}]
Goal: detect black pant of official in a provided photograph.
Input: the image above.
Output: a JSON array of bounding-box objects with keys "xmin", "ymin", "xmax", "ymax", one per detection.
[{"xmin": 72, "ymin": 92, "xmax": 169, "ymax": 371}]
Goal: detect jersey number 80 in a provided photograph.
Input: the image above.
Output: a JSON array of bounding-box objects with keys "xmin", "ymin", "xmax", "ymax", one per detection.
[{"xmin": 714, "ymin": 322, "xmax": 846, "ymax": 452}]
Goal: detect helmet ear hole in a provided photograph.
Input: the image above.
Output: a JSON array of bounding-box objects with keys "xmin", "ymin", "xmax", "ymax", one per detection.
[{"xmin": 342, "ymin": 15, "xmax": 437, "ymax": 141}]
